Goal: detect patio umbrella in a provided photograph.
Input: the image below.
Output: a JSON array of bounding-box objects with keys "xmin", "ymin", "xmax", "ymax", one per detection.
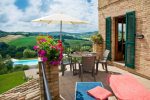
[{"xmin": 32, "ymin": 13, "xmax": 88, "ymax": 40}]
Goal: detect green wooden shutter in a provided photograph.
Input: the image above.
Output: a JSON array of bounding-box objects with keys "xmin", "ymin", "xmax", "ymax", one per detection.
[
  {"xmin": 106, "ymin": 17, "xmax": 112, "ymax": 60},
  {"xmin": 125, "ymin": 11, "xmax": 136, "ymax": 68}
]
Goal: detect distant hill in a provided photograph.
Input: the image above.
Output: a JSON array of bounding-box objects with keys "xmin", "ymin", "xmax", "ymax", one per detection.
[
  {"xmin": 0, "ymin": 35, "xmax": 24, "ymax": 43},
  {"xmin": 0, "ymin": 30, "xmax": 98, "ymax": 39},
  {"xmin": 0, "ymin": 30, "xmax": 9, "ymax": 37}
]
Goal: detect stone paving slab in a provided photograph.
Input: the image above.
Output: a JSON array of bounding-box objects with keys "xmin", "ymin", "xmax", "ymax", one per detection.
[{"xmin": 24, "ymin": 68, "xmax": 39, "ymax": 79}]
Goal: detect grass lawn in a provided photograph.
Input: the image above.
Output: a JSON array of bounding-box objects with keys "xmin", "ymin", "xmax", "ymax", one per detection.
[
  {"xmin": 8, "ymin": 36, "xmax": 36, "ymax": 48},
  {"xmin": 0, "ymin": 71, "xmax": 26, "ymax": 94}
]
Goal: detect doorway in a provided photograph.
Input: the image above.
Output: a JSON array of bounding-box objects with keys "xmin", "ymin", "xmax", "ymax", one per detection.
[{"xmin": 115, "ymin": 16, "xmax": 126, "ymax": 63}]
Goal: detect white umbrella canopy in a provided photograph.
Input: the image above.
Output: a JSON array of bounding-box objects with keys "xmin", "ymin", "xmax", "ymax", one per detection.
[
  {"xmin": 32, "ymin": 13, "xmax": 88, "ymax": 24},
  {"xmin": 32, "ymin": 13, "xmax": 88, "ymax": 40}
]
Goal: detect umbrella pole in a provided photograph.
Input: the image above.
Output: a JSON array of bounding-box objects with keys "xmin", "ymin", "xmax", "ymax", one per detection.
[{"xmin": 60, "ymin": 21, "xmax": 62, "ymax": 41}]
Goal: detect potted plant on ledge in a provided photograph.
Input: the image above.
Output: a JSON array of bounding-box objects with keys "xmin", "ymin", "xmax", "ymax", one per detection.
[
  {"xmin": 34, "ymin": 35, "xmax": 63, "ymax": 99},
  {"xmin": 91, "ymin": 33, "xmax": 103, "ymax": 60}
]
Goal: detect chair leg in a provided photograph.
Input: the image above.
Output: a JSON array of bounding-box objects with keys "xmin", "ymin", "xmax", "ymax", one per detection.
[
  {"xmin": 79, "ymin": 65, "xmax": 81, "ymax": 78},
  {"xmin": 92, "ymin": 70, "xmax": 94, "ymax": 77},
  {"xmin": 105, "ymin": 63, "xmax": 108, "ymax": 73},
  {"xmin": 92, "ymin": 69, "xmax": 96, "ymax": 81},
  {"xmin": 70, "ymin": 64, "xmax": 72, "ymax": 71},
  {"xmin": 102, "ymin": 63, "xmax": 105, "ymax": 70},
  {"xmin": 73, "ymin": 63, "xmax": 77, "ymax": 75},
  {"xmin": 80, "ymin": 67, "xmax": 83, "ymax": 82},
  {"xmin": 96, "ymin": 62, "xmax": 98, "ymax": 75},
  {"xmin": 93, "ymin": 74, "xmax": 96, "ymax": 82},
  {"xmin": 61, "ymin": 65, "xmax": 65, "ymax": 76},
  {"xmin": 72, "ymin": 64, "xmax": 75, "ymax": 75}
]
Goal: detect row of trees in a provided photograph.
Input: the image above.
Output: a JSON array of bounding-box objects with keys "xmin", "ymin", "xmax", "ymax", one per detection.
[{"xmin": 0, "ymin": 42, "xmax": 37, "ymax": 59}]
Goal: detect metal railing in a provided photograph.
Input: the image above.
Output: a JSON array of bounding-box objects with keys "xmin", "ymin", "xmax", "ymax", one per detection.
[{"xmin": 40, "ymin": 61, "xmax": 52, "ymax": 100}]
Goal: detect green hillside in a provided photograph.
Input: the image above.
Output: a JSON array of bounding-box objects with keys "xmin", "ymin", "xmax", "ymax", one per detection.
[
  {"xmin": 8, "ymin": 36, "xmax": 36, "ymax": 48},
  {"xmin": 0, "ymin": 71, "xmax": 26, "ymax": 94},
  {"xmin": 65, "ymin": 39, "xmax": 92, "ymax": 46}
]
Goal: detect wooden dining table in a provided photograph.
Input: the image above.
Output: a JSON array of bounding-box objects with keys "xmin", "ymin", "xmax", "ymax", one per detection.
[
  {"xmin": 69, "ymin": 52, "xmax": 97, "ymax": 75},
  {"xmin": 70, "ymin": 52, "xmax": 97, "ymax": 57}
]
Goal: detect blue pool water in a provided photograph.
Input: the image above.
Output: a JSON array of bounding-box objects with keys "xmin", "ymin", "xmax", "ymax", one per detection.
[{"xmin": 13, "ymin": 59, "xmax": 38, "ymax": 66}]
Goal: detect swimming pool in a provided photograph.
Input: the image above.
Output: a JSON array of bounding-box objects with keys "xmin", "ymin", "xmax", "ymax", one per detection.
[{"xmin": 13, "ymin": 59, "xmax": 38, "ymax": 66}]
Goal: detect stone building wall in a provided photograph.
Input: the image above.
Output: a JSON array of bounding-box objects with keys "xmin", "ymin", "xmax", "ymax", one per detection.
[{"xmin": 98, "ymin": 0, "xmax": 150, "ymax": 78}]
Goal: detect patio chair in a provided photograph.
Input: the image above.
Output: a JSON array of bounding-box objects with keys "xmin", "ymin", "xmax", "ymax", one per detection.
[
  {"xmin": 61, "ymin": 55, "xmax": 75, "ymax": 76},
  {"xmin": 79, "ymin": 56, "xmax": 96, "ymax": 81},
  {"xmin": 96, "ymin": 50, "xmax": 110, "ymax": 74}
]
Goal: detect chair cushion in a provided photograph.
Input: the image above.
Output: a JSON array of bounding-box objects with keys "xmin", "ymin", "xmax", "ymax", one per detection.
[
  {"xmin": 99, "ymin": 60, "xmax": 106, "ymax": 63},
  {"xmin": 87, "ymin": 86, "xmax": 112, "ymax": 100},
  {"xmin": 109, "ymin": 74, "xmax": 150, "ymax": 100},
  {"xmin": 96, "ymin": 59, "xmax": 106, "ymax": 63}
]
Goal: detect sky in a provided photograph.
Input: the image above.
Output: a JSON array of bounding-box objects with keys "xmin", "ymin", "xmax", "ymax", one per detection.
[{"xmin": 0, "ymin": 0, "xmax": 98, "ymax": 32}]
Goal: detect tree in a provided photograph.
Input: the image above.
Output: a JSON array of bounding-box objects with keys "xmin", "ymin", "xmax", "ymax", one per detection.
[
  {"xmin": 0, "ymin": 54, "xmax": 2, "ymax": 61},
  {"xmin": 5, "ymin": 60, "xmax": 13, "ymax": 71},
  {"xmin": 0, "ymin": 65, "xmax": 7, "ymax": 75},
  {"xmin": 6, "ymin": 54, "xmax": 11, "ymax": 59},
  {"xmin": 23, "ymin": 49, "xmax": 36, "ymax": 58},
  {"xmin": 15, "ymin": 52, "xmax": 23, "ymax": 58},
  {"xmin": 16, "ymin": 47, "xmax": 26, "ymax": 52},
  {"xmin": 0, "ymin": 42, "xmax": 9, "ymax": 57},
  {"xmin": 7, "ymin": 45, "xmax": 16, "ymax": 57}
]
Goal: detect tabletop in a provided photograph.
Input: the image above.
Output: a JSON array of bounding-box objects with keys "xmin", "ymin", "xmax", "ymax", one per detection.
[{"xmin": 70, "ymin": 52, "xmax": 97, "ymax": 58}]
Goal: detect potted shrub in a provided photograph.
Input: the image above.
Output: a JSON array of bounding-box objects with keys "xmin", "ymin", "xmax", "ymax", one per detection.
[
  {"xmin": 33, "ymin": 35, "xmax": 63, "ymax": 99},
  {"xmin": 91, "ymin": 34, "xmax": 103, "ymax": 60},
  {"xmin": 91, "ymin": 34, "xmax": 103, "ymax": 44}
]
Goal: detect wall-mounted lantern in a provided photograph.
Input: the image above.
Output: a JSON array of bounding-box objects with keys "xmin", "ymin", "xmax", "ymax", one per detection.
[{"xmin": 136, "ymin": 33, "xmax": 144, "ymax": 39}]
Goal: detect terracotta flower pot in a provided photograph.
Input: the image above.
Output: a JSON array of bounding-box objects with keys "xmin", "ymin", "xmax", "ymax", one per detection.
[
  {"xmin": 93, "ymin": 43, "xmax": 103, "ymax": 60},
  {"xmin": 39, "ymin": 61, "xmax": 59, "ymax": 100}
]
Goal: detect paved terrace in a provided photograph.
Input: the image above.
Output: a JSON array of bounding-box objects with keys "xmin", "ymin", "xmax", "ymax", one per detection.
[
  {"xmin": 1, "ymin": 64, "xmax": 150, "ymax": 100},
  {"xmin": 60, "ymin": 64, "xmax": 150, "ymax": 100}
]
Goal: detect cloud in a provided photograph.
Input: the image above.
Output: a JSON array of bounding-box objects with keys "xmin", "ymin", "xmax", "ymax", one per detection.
[{"xmin": 0, "ymin": 0, "xmax": 98, "ymax": 32}]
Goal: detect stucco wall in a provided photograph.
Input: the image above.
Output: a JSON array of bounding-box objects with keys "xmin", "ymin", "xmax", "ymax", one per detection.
[{"xmin": 98, "ymin": 0, "xmax": 150, "ymax": 77}]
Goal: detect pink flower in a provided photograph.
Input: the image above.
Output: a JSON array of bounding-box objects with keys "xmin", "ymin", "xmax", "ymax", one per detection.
[
  {"xmin": 38, "ymin": 50, "xmax": 46, "ymax": 57},
  {"xmin": 42, "ymin": 57, "xmax": 48, "ymax": 62},
  {"xmin": 59, "ymin": 54, "xmax": 63, "ymax": 60},
  {"xmin": 33, "ymin": 46, "xmax": 39, "ymax": 50},
  {"xmin": 51, "ymin": 46, "xmax": 55, "ymax": 49}
]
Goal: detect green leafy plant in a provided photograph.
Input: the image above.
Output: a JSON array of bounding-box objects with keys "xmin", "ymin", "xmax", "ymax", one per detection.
[
  {"xmin": 14, "ymin": 65, "xmax": 23, "ymax": 71},
  {"xmin": 91, "ymin": 34, "xmax": 103, "ymax": 44},
  {"xmin": 34, "ymin": 36, "xmax": 63, "ymax": 65},
  {"xmin": 22, "ymin": 65, "xmax": 29, "ymax": 70}
]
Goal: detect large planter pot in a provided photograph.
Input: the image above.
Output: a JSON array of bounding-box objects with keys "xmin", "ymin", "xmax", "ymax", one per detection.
[
  {"xmin": 93, "ymin": 43, "xmax": 103, "ymax": 60},
  {"xmin": 39, "ymin": 61, "xmax": 59, "ymax": 100}
]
